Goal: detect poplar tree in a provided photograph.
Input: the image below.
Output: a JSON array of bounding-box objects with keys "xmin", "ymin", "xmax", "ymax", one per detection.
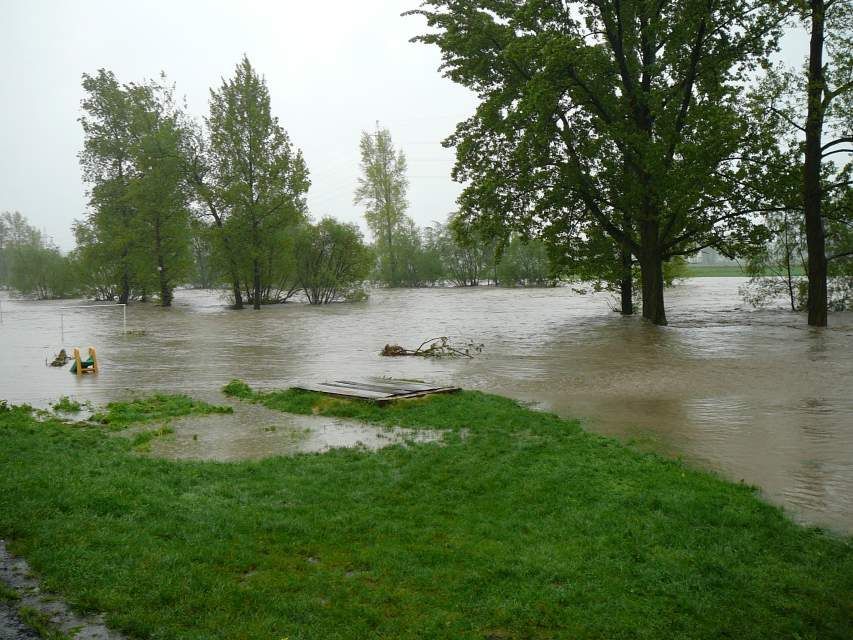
[
  {"xmin": 354, "ymin": 125, "xmax": 411, "ymax": 287},
  {"xmin": 206, "ymin": 56, "xmax": 310, "ymax": 309}
]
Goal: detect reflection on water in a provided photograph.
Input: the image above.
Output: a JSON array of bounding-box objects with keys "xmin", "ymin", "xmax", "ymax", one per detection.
[{"xmin": 1, "ymin": 279, "xmax": 851, "ymax": 531}]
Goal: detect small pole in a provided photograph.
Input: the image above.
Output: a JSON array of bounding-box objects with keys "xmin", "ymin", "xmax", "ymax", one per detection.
[
  {"xmin": 123, "ymin": 304, "xmax": 127, "ymax": 334},
  {"xmin": 60, "ymin": 311, "xmax": 64, "ymax": 343}
]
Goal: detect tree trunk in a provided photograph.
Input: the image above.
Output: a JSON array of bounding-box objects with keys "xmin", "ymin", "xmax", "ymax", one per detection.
[
  {"xmin": 619, "ymin": 243, "xmax": 633, "ymax": 316},
  {"xmin": 252, "ymin": 258, "xmax": 261, "ymax": 310},
  {"xmin": 639, "ymin": 221, "xmax": 666, "ymax": 325},
  {"xmin": 154, "ymin": 218, "xmax": 171, "ymax": 307},
  {"xmin": 118, "ymin": 249, "xmax": 130, "ymax": 305},
  {"xmin": 804, "ymin": 0, "xmax": 828, "ymax": 327},
  {"xmin": 219, "ymin": 225, "xmax": 243, "ymax": 309}
]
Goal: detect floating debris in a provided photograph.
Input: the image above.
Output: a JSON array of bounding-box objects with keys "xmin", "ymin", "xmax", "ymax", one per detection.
[
  {"xmin": 381, "ymin": 336, "xmax": 483, "ymax": 358},
  {"xmin": 48, "ymin": 349, "xmax": 68, "ymax": 367}
]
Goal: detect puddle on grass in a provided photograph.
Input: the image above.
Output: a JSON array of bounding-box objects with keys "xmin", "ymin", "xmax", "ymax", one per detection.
[{"xmin": 138, "ymin": 402, "xmax": 443, "ymax": 462}]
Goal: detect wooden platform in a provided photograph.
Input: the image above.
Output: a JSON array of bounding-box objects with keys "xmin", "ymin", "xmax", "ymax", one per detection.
[{"xmin": 293, "ymin": 379, "xmax": 460, "ymax": 403}]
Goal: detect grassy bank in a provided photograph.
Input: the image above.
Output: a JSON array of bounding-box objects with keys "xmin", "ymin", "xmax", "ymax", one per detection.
[
  {"xmin": 1, "ymin": 389, "xmax": 851, "ymax": 639},
  {"xmin": 684, "ymin": 264, "xmax": 806, "ymax": 277}
]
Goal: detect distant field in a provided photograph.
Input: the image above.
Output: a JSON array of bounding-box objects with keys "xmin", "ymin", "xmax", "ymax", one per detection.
[{"xmin": 685, "ymin": 264, "xmax": 806, "ymax": 277}]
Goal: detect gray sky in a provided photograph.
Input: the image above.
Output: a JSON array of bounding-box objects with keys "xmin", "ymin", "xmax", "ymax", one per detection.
[{"xmin": 1, "ymin": 1, "xmax": 808, "ymax": 250}]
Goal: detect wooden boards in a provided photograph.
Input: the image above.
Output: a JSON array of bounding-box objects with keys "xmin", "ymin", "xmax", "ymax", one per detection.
[{"xmin": 293, "ymin": 379, "xmax": 460, "ymax": 403}]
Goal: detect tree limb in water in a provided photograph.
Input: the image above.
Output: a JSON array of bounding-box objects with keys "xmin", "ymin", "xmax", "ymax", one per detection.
[{"xmin": 381, "ymin": 337, "xmax": 484, "ymax": 359}]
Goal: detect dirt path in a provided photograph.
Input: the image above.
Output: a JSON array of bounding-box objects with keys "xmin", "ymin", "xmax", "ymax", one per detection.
[
  {"xmin": 0, "ymin": 603, "xmax": 40, "ymax": 640},
  {"xmin": 0, "ymin": 540, "xmax": 126, "ymax": 640}
]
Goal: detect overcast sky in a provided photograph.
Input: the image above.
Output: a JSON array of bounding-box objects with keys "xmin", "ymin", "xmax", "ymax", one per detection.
[{"xmin": 2, "ymin": 1, "xmax": 808, "ymax": 250}]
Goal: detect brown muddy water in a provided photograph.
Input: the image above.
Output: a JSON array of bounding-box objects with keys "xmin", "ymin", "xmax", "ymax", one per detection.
[{"xmin": 1, "ymin": 280, "xmax": 851, "ymax": 532}]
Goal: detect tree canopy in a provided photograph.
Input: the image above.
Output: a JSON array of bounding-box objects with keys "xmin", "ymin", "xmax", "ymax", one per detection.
[{"xmin": 407, "ymin": 0, "xmax": 788, "ymax": 324}]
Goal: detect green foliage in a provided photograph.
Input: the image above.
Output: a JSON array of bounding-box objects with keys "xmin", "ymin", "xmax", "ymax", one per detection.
[
  {"xmin": 434, "ymin": 215, "xmax": 499, "ymax": 286},
  {"xmin": 89, "ymin": 394, "xmax": 232, "ymax": 429},
  {"xmin": 0, "ymin": 211, "xmax": 77, "ymax": 299},
  {"xmin": 187, "ymin": 218, "xmax": 222, "ymax": 289},
  {"xmin": 18, "ymin": 607, "xmax": 70, "ymax": 640},
  {"xmin": 407, "ymin": 0, "xmax": 787, "ymax": 323},
  {"xmin": 496, "ymin": 236, "xmax": 555, "ymax": 287},
  {"xmin": 222, "ymin": 379, "xmax": 254, "ymax": 399},
  {"xmin": 0, "ymin": 582, "xmax": 20, "ymax": 602},
  {"xmin": 393, "ymin": 218, "xmax": 446, "ymax": 287},
  {"xmin": 51, "ymin": 396, "xmax": 82, "ymax": 413},
  {"xmin": 77, "ymin": 70, "xmax": 193, "ymax": 305},
  {"xmin": 1, "ymin": 392, "xmax": 852, "ymax": 639},
  {"xmin": 205, "ymin": 56, "xmax": 310, "ymax": 309},
  {"xmin": 354, "ymin": 126, "xmax": 411, "ymax": 287},
  {"xmin": 293, "ymin": 217, "xmax": 373, "ymax": 304}
]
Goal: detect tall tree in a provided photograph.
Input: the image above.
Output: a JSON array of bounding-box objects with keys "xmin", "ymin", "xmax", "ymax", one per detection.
[
  {"xmin": 79, "ymin": 70, "xmax": 137, "ymax": 304},
  {"xmin": 125, "ymin": 79, "xmax": 193, "ymax": 306},
  {"xmin": 354, "ymin": 124, "xmax": 411, "ymax": 287},
  {"xmin": 206, "ymin": 56, "xmax": 310, "ymax": 310},
  {"xmin": 408, "ymin": 0, "xmax": 786, "ymax": 324},
  {"xmin": 78, "ymin": 71, "xmax": 193, "ymax": 306}
]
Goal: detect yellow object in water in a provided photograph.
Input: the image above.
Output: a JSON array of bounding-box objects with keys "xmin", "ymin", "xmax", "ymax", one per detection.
[{"xmin": 70, "ymin": 347, "xmax": 99, "ymax": 375}]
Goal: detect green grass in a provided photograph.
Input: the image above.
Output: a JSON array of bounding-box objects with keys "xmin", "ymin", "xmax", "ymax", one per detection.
[
  {"xmin": 0, "ymin": 391, "xmax": 851, "ymax": 639},
  {"xmin": 51, "ymin": 396, "xmax": 82, "ymax": 413},
  {"xmin": 0, "ymin": 581, "xmax": 20, "ymax": 602},
  {"xmin": 89, "ymin": 394, "xmax": 232, "ymax": 429},
  {"xmin": 684, "ymin": 264, "xmax": 806, "ymax": 277},
  {"xmin": 18, "ymin": 606, "xmax": 70, "ymax": 640}
]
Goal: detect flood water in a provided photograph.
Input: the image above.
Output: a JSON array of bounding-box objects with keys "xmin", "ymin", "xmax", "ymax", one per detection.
[
  {"xmin": 1, "ymin": 279, "xmax": 851, "ymax": 532},
  {"xmin": 142, "ymin": 401, "xmax": 445, "ymax": 462}
]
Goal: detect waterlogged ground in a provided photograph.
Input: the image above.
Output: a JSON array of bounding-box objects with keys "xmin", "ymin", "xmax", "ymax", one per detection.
[
  {"xmin": 1, "ymin": 279, "xmax": 851, "ymax": 531},
  {"xmin": 138, "ymin": 400, "xmax": 445, "ymax": 462}
]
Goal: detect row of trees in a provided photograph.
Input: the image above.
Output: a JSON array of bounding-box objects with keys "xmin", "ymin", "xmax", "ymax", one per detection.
[
  {"xmin": 355, "ymin": 125, "xmax": 556, "ymax": 287},
  {"xmin": 73, "ymin": 59, "xmax": 557, "ymax": 307},
  {"xmin": 0, "ymin": 211, "xmax": 76, "ymax": 299},
  {"xmin": 75, "ymin": 58, "xmax": 376, "ymax": 306},
  {"xmin": 408, "ymin": 0, "xmax": 852, "ymax": 326}
]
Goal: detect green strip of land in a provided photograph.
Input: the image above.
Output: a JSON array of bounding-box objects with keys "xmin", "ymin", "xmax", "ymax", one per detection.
[
  {"xmin": 0, "ymin": 389, "xmax": 850, "ymax": 639},
  {"xmin": 684, "ymin": 264, "xmax": 806, "ymax": 277}
]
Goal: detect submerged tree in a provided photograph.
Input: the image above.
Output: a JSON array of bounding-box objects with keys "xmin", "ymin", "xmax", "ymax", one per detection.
[
  {"xmin": 496, "ymin": 236, "xmax": 555, "ymax": 287},
  {"xmin": 0, "ymin": 211, "xmax": 76, "ymax": 299},
  {"xmin": 78, "ymin": 70, "xmax": 138, "ymax": 304},
  {"xmin": 294, "ymin": 218, "xmax": 373, "ymax": 304},
  {"xmin": 799, "ymin": 0, "xmax": 851, "ymax": 325},
  {"xmin": 205, "ymin": 56, "xmax": 310, "ymax": 309},
  {"xmin": 433, "ymin": 215, "xmax": 499, "ymax": 287},
  {"xmin": 354, "ymin": 125, "xmax": 411, "ymax": 287},
  {"xmin": 407, "ymin": 0, "xmax": 787, "ymax": 324},
  {"xmin": 78, "ymin": 70, "xmax": 193, "ymax": 305},
  {"xmin": 744, "ymin": 1, "xmax": 852, "ymax": 323}
]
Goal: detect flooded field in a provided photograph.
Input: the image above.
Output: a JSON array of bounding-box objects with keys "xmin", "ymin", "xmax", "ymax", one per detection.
[
  {"xmin": 140, "ymin": 401, "xmax": 445, "ymax": 462},
  {"xmin": 1, "ymin": 279, "xmax": 851, "ymax": 532}
]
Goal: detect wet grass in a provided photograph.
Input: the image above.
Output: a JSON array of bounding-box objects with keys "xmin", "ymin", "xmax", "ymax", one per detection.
[
  {"xmin": 50, "ymin": 396, "xmax": 82, "ymax": 413},
  {"xmin": 18, "ymin": 606, "xmax": 70, "ymax": 640},
  {"xmin": 0, "ymin": 392, "xmax": 851, "ymax": 639},
  {"xmin": 89, "ymin": 394, "xmax": 232, "ymax": 429},
  {"xmin": 0, "ymin": 582, "xmax": 20, "ymax": 602}
]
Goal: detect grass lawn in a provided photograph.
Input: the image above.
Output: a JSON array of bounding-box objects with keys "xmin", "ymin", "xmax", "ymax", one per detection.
[
  {"xmin": 0, "ymin": 387, "xmax": 851, "ymax": 639},
  {"xmin": 684, "ymin": 264, "xmax": 806, "ymax": 277}
]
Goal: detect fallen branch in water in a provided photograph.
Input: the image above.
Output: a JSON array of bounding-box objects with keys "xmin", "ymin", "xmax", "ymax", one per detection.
[{"xmin": 381, "ymin": 336, "xmax": 484, "ymax": 359}]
